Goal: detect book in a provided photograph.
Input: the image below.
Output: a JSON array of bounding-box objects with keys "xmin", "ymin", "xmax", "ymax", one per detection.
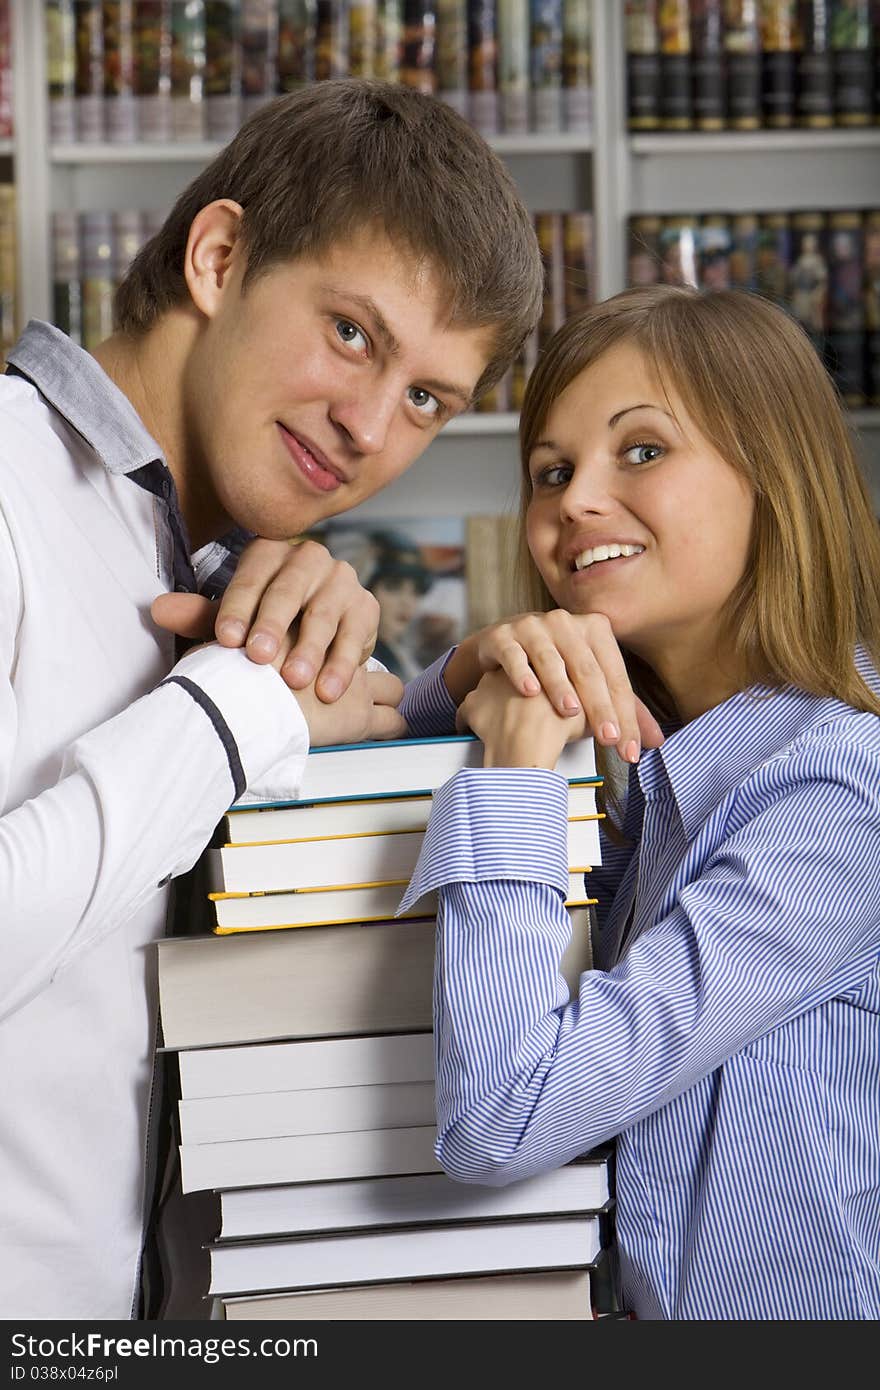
[
  {"xmin": 723, "ymin": 1, "xmax": 761, "ymax": 132},
  {"xmin": 210, "ymin": 867, "xmax": 592, "ymax": 932},
  {"xmin": 158, "ymin": 904, "xmax": 593, "ymax": 1049},
  {"xmin": 179, "ymin": 1077, "xmax": 438, "ymax": 1145},
  {"xmin": 220, "ymin": 1267, "xmax": 594, "ymax": 1319},
  {"xmin": 209, "ymin": 814, "xmax": 602, "ymax": 895},
  {"xmin": 207, "ymin": 1214, "xmax": 603, "ymax": 1295},
  {"xmin": 238, "ymin": 732, "xmax": 597, "ymax": 808},
  {"xmin": 177, "ymin": 1031, "xmax": 435, "ymax": 1100},
  {"xmin": 218, "ymin": 1157, "xmax": 610, "ymax": 1239},
  {"xmin": 181, "ymin": 1121, "xmax": 442, "ymax": 1191},
  {"xmin": 658, "ymin": 0, "xmax": 690, "ymax": 132},
  {"xmin": 760, "ymin": 0, "xmax": 796, "ymax": 130},
  {"xmin": 224, "ymin": 792, "xmax": 435, "ymax": 844},
  {"xmin": 690, "ymin": 0, "xmax": 724, "ymax": 132}
]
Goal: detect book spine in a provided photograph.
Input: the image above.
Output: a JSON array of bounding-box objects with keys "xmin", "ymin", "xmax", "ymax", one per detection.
[
  {"xmin": 349, "ymin": 0, "xmax": 378, "ymax": 77},
  {"xmin": 170, "ymin": 0, "xmax": 206, "ymax": 139},
  {"xmin": 659, "ymin": 214, "xmax": 699, "ymax": 287},
  {"xmin": 498, "ymin": 0, "xmax": 530, "ymax": 133},
  {"xmin": 724, "ymin": 0, "xmax": 762, "ymax": 130},
  {"xmin": 467, "ymin": 0, "xmax": 500, "ymax": 135},
  {"xmin": 46, "ymin": 0, "xmax": 78, "ymax": 143},
  {"xmin": 80, "ymin": 211, "xmax": 115, "ymax": 352},
  {"xmin": 698, "ymin": 211, "xmax": 732, "ymax": 290},
  {"xmin": 277, "ymin": 0, "xmax": 317, "ymax": 89},
  {"xmin": 134, "ymin": 0, "xmax": 172, "ymax": 142},
  {"xmin": 401, "ymin": 0, "xmax": 438, "ymax": 92},
  {"xmin": 562, "ymin": 0, "xmax": 591, "ymax": 131},
  {"xmin": 625, "ymin": 0, "xmax": 660, "ymax": 131},
  {"xmin": 535, "ymin": 211, "xmax": 565, "ymax": 349},
  {"xmin": 729, "ymin": 209, "xmax": 760, "ymax": 289},
  {"xmin": 795, "ymin": 0, "xmax": 834, "ymax": 127},
  {"xmin": 627, "ymin": 212, "xmax": 663, "ymax": 286},
  {"xmin": 0, "ymin": 183, "xmax": 15, "ymax": 361},
  {"xmin": 435, "ymin": 0, "xmax": 468, "ymax": 113},
  {"xmin": 530, "ymin": 0, "xmax": 564, "ymax": 133},
  {"xmin": 75, "ymin": 0, "xmax": 106, "ymax": 142},
  {"xmin": 563, "ymin": 210, "xmax": 593, "ymax": 316},
  {"xmin": 789, "ymin": 208, "xmax": 829, "ymax": 355},
  {"xmin": 826, "ymin": 208, "xmax": 866, "ymax": 406},
  {"xmin": 831, "ymin": 0, "xmax": 873, "ymax": 125},
  {"xmin": 316, "ymin": 0, "xmax": 349, "ymax": 79},
  {"xmin": 103, "ymin": 0, "xmax": 137, "ymax": 142},
  {"xmin": 755, "ymin": 210, "xmax": 792, "ymax": 303},
  {"xmin": 659, "ymin": 0, "xmax": 692, "ymax": 130},
  {"xmin": 760, "ymin": 0, "xmax": 797, "ymax": 128},
  {"xmin": 866, "ymin": 209, "xmax": 880, "ymax": 407},
  {"xmin": 205, "ymin": 0, "xmax": 241, "ymax": 140},
  {"xmin": 0, "ymin": 0, "xmax": 11, "ymax": 139},
  {"xmin": 689, "ymin": 0, "xmax": 724, "ymax": 130},
  {"xmin": 52, "ymin": 211, "xmax": 84, "ymax": 345},
  {"xmin": 508, "ymin": 325, "xmax": 538, "ymax": 409},
  {"xmin": 240, "ymin": 0, "xmax": 278, "ymax": 120},
  {"xmin": 376, "ymin": 0, "xmax": 402, "ymax": 82}
]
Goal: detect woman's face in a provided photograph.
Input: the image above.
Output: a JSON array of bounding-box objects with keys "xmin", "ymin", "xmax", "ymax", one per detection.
[{"xmin": 525, "ymin": 341, "xmax": 754, "ymax": 680}]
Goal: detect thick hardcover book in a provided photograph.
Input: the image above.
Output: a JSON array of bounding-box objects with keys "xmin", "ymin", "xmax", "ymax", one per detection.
[
  {"xmin": 224, "ymin": 792, "xmax": 436, "ymax": 844},
  {"xmin": 179, "ymin": 1077, "xmax": 437, "ymax": 1145},
  {"xmin": 724, "ymin": 0, "xmax": 761, "ymax": 130},
  {"xmin": 626, "ymin": 0, "xmax": 660, "ymax": 131},
  {"xmin": 158, "ymin": 904, "xmax": 594, "ymax": 1049},
  {"xmin": 221, "ymin": 1267, "xmax": 594, "ymax": 1319},
  {"xmin": 760, "ymin": 0, "xmax": 796, "ymax": 129},
  {"xmin": 690, "ymin": 0, "xmax": 724, "ymax": 131},
  {"xmin": 207, "ymin": 1214, "xmax": 603, "ymax": 1294},
  {"xmin": 218, "ymin": 1157, "xmax": 610, "ymax": 1239},
  {"xmin": 178, "ymin": 1031, "xmax": 435, "ymax": 1099},
  {"xmin": 796, "ymin": 0, "xmax": 833, "ymax": 128},
  {"xmin": 658, "ymin": 0, "xmax": 691, "ymax": 131}
]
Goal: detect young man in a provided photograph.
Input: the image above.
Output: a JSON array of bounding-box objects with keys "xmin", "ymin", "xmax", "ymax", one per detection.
[{"xmin": 0, "ymin": 80, "xmax": 543, "ymax": 1320}]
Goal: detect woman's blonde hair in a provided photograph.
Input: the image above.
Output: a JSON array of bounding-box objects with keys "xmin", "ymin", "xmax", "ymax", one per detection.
[{"xmin": 516, "ymin": 284, "xmax": 880, "ymax": 721}]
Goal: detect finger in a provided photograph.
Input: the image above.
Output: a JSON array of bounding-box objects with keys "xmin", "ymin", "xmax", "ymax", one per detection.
[
  {"xmin": 363, "ymin": 669, "xmax": 406, "ymax": 708},
  {"xmin": 304, "ymin": 598, "xmax": 381, "ymax": 702},
  {"xmin": 510, "ymin": 621, "xmax": 582, "ymax": 713},
  {"xmin": 151, "ymin": 592, "xmax": 219, "ymax": 640},
  {"xmin": 217, "ymin": 539, "xmax": 321, "ymax": 652},
  {"xmin": 560, "ymin": 627, "xmax": 641, "ymax": 762},
  {"xmin": 636, "ymin": 699, "xmax": 666, "ymax": 749},
  {"xmin": 477, "ymin": 628, "xmax": 541, "ymax": 695},
  {"xmin": 364, "ymin": 704, "xmax": 410, "ymax": 741}
]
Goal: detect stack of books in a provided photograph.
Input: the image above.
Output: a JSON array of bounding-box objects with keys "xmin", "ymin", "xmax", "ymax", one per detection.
[{"xmin": 158, "ymin": 733, "xmax": 615, "ymax": 1319}]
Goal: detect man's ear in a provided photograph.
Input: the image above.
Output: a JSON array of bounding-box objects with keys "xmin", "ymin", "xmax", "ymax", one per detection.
[{"xmin": 183, "ymin": 199, "xmax": 245, "ymax": 318}]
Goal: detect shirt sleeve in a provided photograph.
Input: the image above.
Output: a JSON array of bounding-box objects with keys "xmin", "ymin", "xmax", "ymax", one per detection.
[
  {"xmin": 0, "ymin": 522, "xmax": 310, "ymax": 1019},
  {"xmin": 402, "ymin": 742, "xmax": 880, "ymax": 1186},
  {"xmin": 399, "ymin": 649, "xmax": 459, "ymax": 737}
]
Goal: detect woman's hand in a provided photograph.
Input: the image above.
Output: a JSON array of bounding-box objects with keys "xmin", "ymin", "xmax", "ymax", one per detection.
[
  {"xmin": 457, "ymin": 669, "xmax": 588, "ymax": 770},
  {"xmin": 151, "ymin": 537, "xmax": 379, "ymax": 702},
  {"xmin": 444, "ymin": 609, "xmax": 664, "ymax": 764}
]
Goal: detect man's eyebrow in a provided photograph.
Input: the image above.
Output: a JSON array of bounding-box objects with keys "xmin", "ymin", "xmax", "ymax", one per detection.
[
  {"xmin": 609, "ymin": 402, "xmax": 674, "ymax": 427},
  {"xmin": 321, "ymin": 285, "xmax": 474, "ymax": 406}
]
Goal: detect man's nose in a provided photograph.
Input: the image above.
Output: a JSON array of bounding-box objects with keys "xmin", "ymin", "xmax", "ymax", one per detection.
[{"xmin": 329, "ymin": 381, "xmax": 399, "ymax": 456}]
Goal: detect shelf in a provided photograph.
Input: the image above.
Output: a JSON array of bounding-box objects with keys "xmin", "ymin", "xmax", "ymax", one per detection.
[
  {"xmin": 444, "ymin": 412, "xmax": 519, "ymax": 436},
  {"xmin": 631, "ymin": 129, "xmax": 880, "ymax": 156},
  {"xmin": 851, "ymin": 410, "xmax": 880, "ymax": 431},
  {"xmin": 51, "ymin": 132, "xmax": 593, "ymax": 166}
]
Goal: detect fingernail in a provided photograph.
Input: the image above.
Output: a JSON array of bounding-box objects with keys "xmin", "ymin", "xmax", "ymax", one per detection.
[
  {"xmin": 217, "ymin": 619, "xmax": 246, "ymax": 644},
  {"xmin": 318, "ymin": 674, "xmax": 343, "ymax": 701},
  {"xmin": 523, "ymin": 676, "xmax": 540, "ymax": 694},
  {"xmin": 600, "ymin": 722, "xmax": 619, "ymax": 742},
  {"xmin": 562, "ymin": 695, "xmax": 581, "ymax": 713},
  {"xmin": 247, "ymin": 632, "xmax": 277, "ymax": 659},
  {"xmin": 284, "ymin": 657, "xmax": 314, "ymax": 686},
  {"xmin": 624, "ymin": 740, "xmax": 640, "ymax": 764}
]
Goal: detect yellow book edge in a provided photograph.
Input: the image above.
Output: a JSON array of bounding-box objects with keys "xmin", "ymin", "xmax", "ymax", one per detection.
[
  {"xmin": 209, "ymin": 865, "xmax": 594, "ymax": 901},
  {"xmin": 213, "ymin": 898, "xmax": 599, "ymax": 935}
]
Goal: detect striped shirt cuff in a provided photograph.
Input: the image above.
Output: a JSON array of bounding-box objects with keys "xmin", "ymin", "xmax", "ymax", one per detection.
[
  {"xmin": 399, "ymin": 765, "xmax": 570, "ymax": 912},
  {"xmin": 399, "ymin": 649, "xmax": 459, "ymax": 737}
]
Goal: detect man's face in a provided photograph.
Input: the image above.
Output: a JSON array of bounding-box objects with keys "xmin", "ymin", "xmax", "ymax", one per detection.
[{"xmin": 184, "ymin": 226, "xmax": 494, "ymax": 541}]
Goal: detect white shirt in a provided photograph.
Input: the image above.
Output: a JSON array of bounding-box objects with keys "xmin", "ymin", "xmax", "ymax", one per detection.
[{"xmin": 0, "ymin": 322, "xmax": 310, "ymax": 1318}]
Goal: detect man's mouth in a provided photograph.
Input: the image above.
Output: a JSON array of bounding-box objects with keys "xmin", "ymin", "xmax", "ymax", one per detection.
[{"xmin": 278, "ymin": 424, "xmax": 345, "ymax": 494}]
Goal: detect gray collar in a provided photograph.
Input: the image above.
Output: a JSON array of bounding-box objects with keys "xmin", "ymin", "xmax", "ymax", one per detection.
[{"xmin": 6, "ymin": 320, "xmax": 165, "ymax": 477}]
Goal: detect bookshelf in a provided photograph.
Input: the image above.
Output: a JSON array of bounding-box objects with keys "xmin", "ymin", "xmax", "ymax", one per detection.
[{"xmin": 5, "ymin": 0, "xmax": 880, "ymax": 512}]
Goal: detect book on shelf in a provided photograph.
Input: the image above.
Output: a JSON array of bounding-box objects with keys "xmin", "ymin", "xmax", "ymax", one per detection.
[
  {"xmin": 209, "ymin": 811, "xmax": 602, "ymax": 895},
  {"xmin": 217, "ymin": 1155, "xmax": 611, "ymax": 1240},
  {"xmin": 158, "ymin": 903, "xmax": 594, "ymax": 1050},
  {"xmin": 177, "ymin": 1030, "xmax": 435, "ymax": 1099},
  {"xmin": 207, "ymin": 1214, "xmax": 604, "ymax": 1297},
  {"xmin": 220, "ymin": 1267, "xmax": 595, "ymax": 1320}
]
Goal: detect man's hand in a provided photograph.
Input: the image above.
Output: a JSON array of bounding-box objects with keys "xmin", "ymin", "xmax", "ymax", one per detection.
[
  {"xmin": 151, "ymin": 537, "xmax": 380, "ymax": 702},
  {"xmin": 443, "ymin": 609, "xmax": 665, "ymax": 764}
]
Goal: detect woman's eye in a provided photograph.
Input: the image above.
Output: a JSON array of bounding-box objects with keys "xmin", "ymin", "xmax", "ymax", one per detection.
[
  {"xmin": 623, "ymin": 442, "xmax": 664, "ymax": 466},
  {"xmin": 407, "ymin": 386, "xmax": 440, "ymax": 417},
  {"xmin": 335, "ymin": 319, "xmax": 369, "ymax": 352}
]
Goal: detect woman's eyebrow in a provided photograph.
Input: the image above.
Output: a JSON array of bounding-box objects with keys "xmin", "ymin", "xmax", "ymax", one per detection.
[{"xmin": 609, "ymin": 402, "xmax": 674, "ymax": 427}]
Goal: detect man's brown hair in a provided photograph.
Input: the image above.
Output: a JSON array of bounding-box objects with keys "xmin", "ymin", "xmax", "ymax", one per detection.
[{"xmin": 114, "ymin": 79, "xmax": 543, "ymax": 398}]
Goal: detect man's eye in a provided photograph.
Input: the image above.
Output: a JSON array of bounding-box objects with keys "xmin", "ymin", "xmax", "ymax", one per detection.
[
  {"xmin": 407, "ymin": 386, "xmax": 440, "ymax": 417},
  {"xmin": 335, "ymin": 319, "xmax": 368, "ymax": 352}
]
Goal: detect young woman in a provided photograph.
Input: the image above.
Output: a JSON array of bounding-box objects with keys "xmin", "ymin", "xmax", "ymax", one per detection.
[{"xmin": 398, "ymin": 285, "xmax": 880, "ymax": 1320}]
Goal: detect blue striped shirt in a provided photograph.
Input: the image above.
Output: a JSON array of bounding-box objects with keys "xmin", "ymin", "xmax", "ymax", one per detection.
[{"xmin": 398, "ymin": 651, "xmax": 880, "ymax": 1319}]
